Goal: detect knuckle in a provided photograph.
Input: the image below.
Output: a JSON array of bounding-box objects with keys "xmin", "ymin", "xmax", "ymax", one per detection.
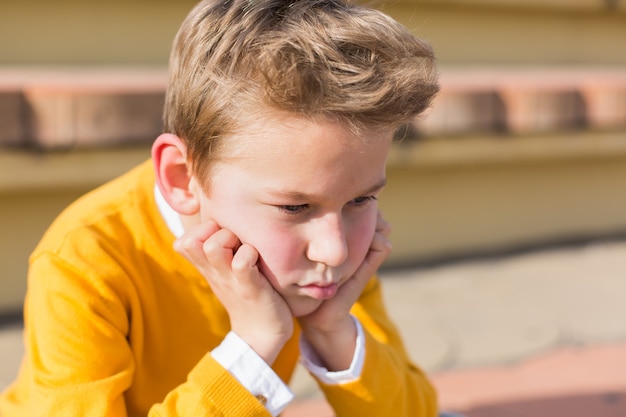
[
  {"xmin": 231, "ymin": 257, "xmax": 250, "ymax": 272},
  {"xmin": 174, "ymin": 236, "xmax": 194, "ymax": 253},
  {"xmin": 202, "ymin": 239, "xmax": 220, "ymax": 256}
]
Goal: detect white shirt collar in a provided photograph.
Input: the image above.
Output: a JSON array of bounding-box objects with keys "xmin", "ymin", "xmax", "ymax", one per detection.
[{"xmin": 154, "ymin": 184, "xmax": 185, "ymax": 238}]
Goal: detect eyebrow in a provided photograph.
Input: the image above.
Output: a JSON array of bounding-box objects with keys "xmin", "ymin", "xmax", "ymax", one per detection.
[{"xmin": 262, "ymin": 177, "xmax": 387, "ymax": 201}]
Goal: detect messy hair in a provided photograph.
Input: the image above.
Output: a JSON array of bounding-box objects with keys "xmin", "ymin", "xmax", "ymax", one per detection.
[{"xmin": 164, "ymin": 0, "xmax": 439, "ymax": 182}]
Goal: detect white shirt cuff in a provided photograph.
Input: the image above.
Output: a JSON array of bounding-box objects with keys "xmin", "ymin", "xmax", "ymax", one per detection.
[
  {"xmin": 211, "ymin": 332, "xmax": 294, "ymax": 416},
  {"xmin": 299, "ymin": 315, "xmax": 366, "ymax": 385}
]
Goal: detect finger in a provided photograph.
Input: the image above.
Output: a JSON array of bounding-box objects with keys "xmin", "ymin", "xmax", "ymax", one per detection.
[
  {"xmin": 203, "ymin": 228, "xmax": 241, "ymax": 253},
  {"xmin": 375, "ymin": 211, "xmax": 391, "ymax": 237},
  {"xmin": 202, "ymin": 228, "xmax": 242, "ymax": 270},
  {"xmin": 231, "ymin": 244, "xmax": 271, "ymax": 299},
  {"xmin": 365, "ymin": 237, "xmax": 392, "ymax": 272},
  {"xmin": 231, "ymin": 243, "xmax": 259, "ymax": 273},
  {"xmin": 338, "ymin": 263, "xmax": 373, "ymax": 298},
  {"xmin": 332, "ymin": 219, "xmax": 391, "ymax": 306},
  {"xmin": 369, "ymin": 229, "xmax": 392, "ymax": 254},
  {"xmin": 174, "ymin": 220, "xmax": 221, "ymax": 260},
  {"xmin": 353, "ymin": 233, "xmax": 392, "ymax": 284}
]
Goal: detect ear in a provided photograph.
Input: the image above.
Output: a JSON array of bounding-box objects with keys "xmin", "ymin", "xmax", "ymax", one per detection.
[{"xmin": 152, "ymin": 133, "xmax": 200, "ymax": 215}]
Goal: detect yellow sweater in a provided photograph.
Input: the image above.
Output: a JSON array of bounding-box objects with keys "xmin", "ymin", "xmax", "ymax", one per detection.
[{"xmin": 0, "ymin": 160, "xmax": 437, "ymax": 417}]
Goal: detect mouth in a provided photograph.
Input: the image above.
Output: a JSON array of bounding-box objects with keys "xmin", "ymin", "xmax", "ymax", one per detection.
[{"xmin": 297, "ymin": 282, "xmax": 339, "ymax": 300}]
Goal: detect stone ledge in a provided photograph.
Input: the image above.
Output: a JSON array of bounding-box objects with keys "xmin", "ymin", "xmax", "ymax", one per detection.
[
  {"xmin": 391, "ymin": 130, "xmax": 626, "ymax": 169},
  {"xmin": 0, "ymin": 68, "xmax": 166, "ymax": 149},
  {"xmin": 1, "ymin": 67, "xmax": 626, "ymax": 149},
  {"xmin": 0, "ymin": 146, "xmax": 151, "ymax": 194},
  {"xmin": 416, "ymin": 68, "xmax": 626, "ymax": 136}
]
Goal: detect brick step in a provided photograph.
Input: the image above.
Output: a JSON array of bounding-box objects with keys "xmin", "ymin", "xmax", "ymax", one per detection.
[
  {"xmin": 418, "ymin": 68, "xmax": 626, "ymax": 136},
  {"xmin": 1, "ymin": 67, "xmax": 625, "ymax": 149},
  {"xmin": 0, "ymin": 68, "xmax": 166, "ymax": 149}
]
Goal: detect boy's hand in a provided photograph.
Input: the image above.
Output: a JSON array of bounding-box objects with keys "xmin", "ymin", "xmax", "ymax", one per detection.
[
  {"xmin": 174, "ymin": 220, "xmax": 293, "ymax": 365},
  {"xmin": 297, "ymin": 211, "xmax": 392, "ymax": 371}
]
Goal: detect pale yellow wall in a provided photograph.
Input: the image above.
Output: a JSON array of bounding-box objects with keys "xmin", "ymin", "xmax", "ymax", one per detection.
[
  {"xmin": 382, "ymin": 156, "xmax": 626, "ymax": 264},
  {"xmin": 0, "ymin": 0, "xmax": 196, "ymax": 65},
  {"xmin": 384, "ymin": 2, "xmax": 626, "ymax": 66},
  {"xmin": 0, "ymin": 190, "xmax": 87, "ymax": 311},
  {"xmin": 400, "ymin": 0, "xmax": 626, "ymax": 12},
  {"xmin": 1, "ymin": 0, "xmax": 625, "ymax": 66}
]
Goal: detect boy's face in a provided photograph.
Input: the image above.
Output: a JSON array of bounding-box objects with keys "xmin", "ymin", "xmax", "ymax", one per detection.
[{"xmin": 193, "ymin": 113, "xmax": 392, "ymax": 317}]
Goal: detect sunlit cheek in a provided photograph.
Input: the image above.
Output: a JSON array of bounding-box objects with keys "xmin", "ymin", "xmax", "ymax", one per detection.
[
  {"xmin": 253, "ymin": 226, "xmax": 305, "ymax": 286},
  {"xmin": 347, "ymin": 209, "xmax": 379, "ymax": 265}
]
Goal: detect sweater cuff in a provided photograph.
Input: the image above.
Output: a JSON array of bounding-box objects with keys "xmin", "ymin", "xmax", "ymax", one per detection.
[{"xmin": 211, "ymin": 331, "xmax": 294, "ymax": 416}]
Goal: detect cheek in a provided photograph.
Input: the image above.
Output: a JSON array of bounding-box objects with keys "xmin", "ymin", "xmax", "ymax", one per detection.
[
  {"xmin": 254, "ymin": 228, "xmax": 304, "ymax": 280},
  {"xmin": 346, "ymin": 210, "xmax": 378, "ymax": 262}
]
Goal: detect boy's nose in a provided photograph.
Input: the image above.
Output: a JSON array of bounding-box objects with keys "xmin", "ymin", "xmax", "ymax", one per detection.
[{"xmin": 306, "ymin": 213, "xmax": 349, "ymax": 268}]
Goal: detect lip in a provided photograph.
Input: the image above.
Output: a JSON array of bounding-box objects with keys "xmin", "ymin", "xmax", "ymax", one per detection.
[{"xmin": 297, "ymin": 283, "xmax": 339, "ymax": 300}]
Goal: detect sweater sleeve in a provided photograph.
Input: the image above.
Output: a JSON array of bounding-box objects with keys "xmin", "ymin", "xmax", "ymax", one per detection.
[
  {"xmin": 21, "ymin": 251, "xmax": 272, "ymax": 417},
  {"xmin": 149, "ymin": 353, "xmax": 271, "ymax": 417},
  {"xmin": 316, "ymin": 277, "xmax": 439, "ymax": 417}
]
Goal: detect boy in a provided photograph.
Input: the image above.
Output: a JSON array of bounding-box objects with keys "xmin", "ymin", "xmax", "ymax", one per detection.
[{"xmin": 0, "ymin": 0, "xmax": 439, "ymax": 416}]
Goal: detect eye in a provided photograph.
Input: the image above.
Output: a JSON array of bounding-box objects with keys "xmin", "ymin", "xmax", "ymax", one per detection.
[
  {"xmin": 350, "ymin": 196, "xmax": 377, "ymax": 206},
  {"xmin": 278, "ymin": 204, "xmax": 309, "ymax": 215}
]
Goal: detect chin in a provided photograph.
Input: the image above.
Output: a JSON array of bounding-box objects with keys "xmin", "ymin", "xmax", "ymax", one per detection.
[{"xmin": 288, "ymin": 299, "xmax": 324, "ymax": 318}]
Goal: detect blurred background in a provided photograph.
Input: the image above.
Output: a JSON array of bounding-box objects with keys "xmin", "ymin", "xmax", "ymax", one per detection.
[{"xmin": 1, "ymin": 1, "xmax": 626, "ymax": 415}]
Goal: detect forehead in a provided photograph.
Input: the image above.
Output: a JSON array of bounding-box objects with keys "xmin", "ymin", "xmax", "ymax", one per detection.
[
  {"xmin": 209, "ymin": 112, "xmax": 392, "ymax": 198},
  {"xmin": 240, "ymin": 113, "xmax": 389, "ymax": 162}
]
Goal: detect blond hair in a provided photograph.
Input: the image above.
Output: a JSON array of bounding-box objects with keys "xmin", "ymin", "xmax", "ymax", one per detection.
[{"xmin": 164, "ymin": 0, "xmax": 439, "ymax": 182}]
